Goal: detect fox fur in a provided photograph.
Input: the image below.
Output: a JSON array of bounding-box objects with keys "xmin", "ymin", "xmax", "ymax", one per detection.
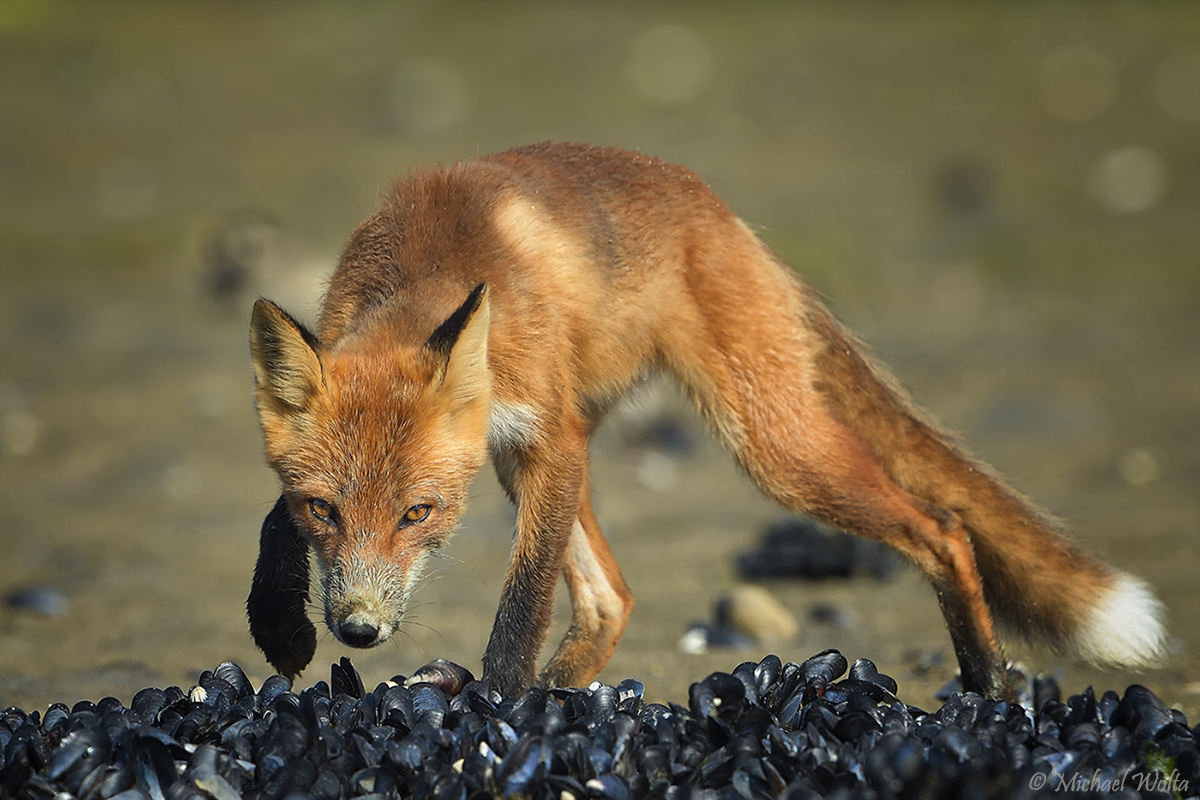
[{"xmin": 247, "ymin": 141, "xmax": 1165, "ymax": 699}]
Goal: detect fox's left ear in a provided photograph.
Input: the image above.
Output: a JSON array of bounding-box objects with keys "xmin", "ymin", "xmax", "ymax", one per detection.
[{"xmin": 423, "ymin": 283, "xmax": 491, "ymax": 410}]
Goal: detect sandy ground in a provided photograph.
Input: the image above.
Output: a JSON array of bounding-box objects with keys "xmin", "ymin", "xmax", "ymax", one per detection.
[{"xmin": 1, "ymin": 2, "xmax": 1197, "ymax": 719}]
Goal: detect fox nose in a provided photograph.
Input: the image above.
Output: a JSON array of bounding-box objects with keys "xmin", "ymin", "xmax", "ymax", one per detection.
[{"xmin": 339, "ymin": 618, "xmax": 380, "ymax": 648}]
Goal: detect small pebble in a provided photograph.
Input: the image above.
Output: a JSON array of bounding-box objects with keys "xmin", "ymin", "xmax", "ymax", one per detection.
[
  {"xmin": 808, "ymin": 602, "xmax": 855, "ymax": 628},
  {"xmin": 737, "ymin": 516, "xmax": 900, "ymax": 581},
  {"xmin": 716, "ymin": 585, "xmax": 800, "ymax": 644},
  {"xmin": 677, "ymin": 622, "xmax": 755, "ymax": 654},
  {"xmin": 3, "ymin": 586, "xmax": 67, "ymax": 616}
]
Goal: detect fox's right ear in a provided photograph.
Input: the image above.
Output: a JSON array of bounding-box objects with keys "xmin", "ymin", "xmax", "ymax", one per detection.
[{"xmin": 250, "ymin": 299, "xmax": 325, "ymax": 437}]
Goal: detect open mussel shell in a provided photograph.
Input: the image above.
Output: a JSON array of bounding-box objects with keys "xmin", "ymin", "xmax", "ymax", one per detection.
[
  {"xmin": 330, "ymin": 656, "xmax": 365, "ymax": 699},
  {"xmin": 3, "ymin": 651, "xmax": 1197, "ymax": 799}
]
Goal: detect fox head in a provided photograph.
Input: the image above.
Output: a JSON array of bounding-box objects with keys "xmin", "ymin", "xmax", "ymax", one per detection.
[{"xmin": 246, "ymin": 284, "xmax": 492, "ymax": 677}]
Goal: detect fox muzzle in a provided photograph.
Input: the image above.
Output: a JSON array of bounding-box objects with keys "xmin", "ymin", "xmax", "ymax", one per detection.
[{"xmin": 321, "ymin": 553, "xmax": 419, "ymax": 650}]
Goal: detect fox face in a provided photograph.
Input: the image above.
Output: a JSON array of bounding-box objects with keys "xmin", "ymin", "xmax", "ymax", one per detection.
[{"xmin": 249, "ymin": 285, "xmax": 492, "ymax": 653}]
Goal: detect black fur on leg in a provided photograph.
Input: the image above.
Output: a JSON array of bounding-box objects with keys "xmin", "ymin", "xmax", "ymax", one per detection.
[{"xmin": 247, "ymin": 495, "xmax": 316, "ymax": 679}]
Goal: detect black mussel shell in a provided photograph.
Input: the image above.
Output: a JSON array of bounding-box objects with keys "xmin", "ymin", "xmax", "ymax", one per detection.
[{"xmin": 3, "ymin": 651, "xmax": 1196, "ymax": 800}]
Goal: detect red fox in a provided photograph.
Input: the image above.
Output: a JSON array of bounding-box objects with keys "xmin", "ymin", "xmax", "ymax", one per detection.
[{"xmin": 247, "ymin": 141, "xmax": 1165, "ymax": 699}]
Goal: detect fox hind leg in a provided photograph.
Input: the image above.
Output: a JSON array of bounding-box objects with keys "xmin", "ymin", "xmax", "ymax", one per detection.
[
  {"xmin": 745, "ymin": 411, "xmax": 1011, "ymax": 698},
  {"xmin": 662, "ymin": 259, "xmax": 1011, "ymax": 696}
]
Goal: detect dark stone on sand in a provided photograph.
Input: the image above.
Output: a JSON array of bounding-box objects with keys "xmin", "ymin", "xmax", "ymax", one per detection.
[{"xmin": 737, "ymin": 516, "xmax": 901, "ymax": 581}]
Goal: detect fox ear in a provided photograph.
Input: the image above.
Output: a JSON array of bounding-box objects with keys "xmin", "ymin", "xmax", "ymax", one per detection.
[
  {"xmin": 250, "ymin": 299, "xmax": 325, "ymax": 436},
  {"xmin": 246, "ymin": 495, "xmax": 316, "ymax": 680},
  {"xmin": 423, "ymin": 283, "xmax": 491, "ymax": 409}
]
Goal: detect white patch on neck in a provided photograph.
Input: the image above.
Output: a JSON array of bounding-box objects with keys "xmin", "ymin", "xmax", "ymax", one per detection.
[{"xmin": 488, "ymin": 401, "xmax": 540, "ymax": 451}]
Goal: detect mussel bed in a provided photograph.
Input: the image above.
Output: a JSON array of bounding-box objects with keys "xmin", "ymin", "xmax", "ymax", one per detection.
[{"xmin": 2, "ymin": 650, "xmax": 1197, "ymax": 799}]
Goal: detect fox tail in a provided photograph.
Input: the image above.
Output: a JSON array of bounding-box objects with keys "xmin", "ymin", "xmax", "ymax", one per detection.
[{"xmin": 805, "ymin": 299, "xmax": 1166, "ymax": 670}]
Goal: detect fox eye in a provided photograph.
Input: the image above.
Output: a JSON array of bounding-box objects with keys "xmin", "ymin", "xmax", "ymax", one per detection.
[
  {"xmin": 308, "ymin": 498, "xmax": 335, "ymax": 524},
  {"xmin": 400, "ymin": 504, "xmax": 432, "ymax": 527}
]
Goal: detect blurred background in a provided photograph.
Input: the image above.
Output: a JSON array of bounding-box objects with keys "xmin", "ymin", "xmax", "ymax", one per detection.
[{"xmin": 1, "ymin": 2, "xmax": 1197, "ymax": 716}]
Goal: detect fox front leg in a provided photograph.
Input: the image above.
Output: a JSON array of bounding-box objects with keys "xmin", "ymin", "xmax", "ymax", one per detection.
[{"xmin": 481, "ymin": 429, "xmax": 587, "ymax": 697}]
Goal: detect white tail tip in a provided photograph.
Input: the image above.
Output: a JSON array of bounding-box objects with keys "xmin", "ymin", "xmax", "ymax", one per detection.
[{"xmin": 1073, "ymin": 572, "xmax": 1167, "ymax": 669}]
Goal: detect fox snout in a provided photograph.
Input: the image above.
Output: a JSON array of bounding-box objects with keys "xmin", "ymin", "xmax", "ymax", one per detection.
[
  {"xmin": 321, "ymin": 557, "xmax": 415, "ymax": 650},
  {"xmin": 329, "ymin": 609, "xmax": 391, "ymax": 649}
]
